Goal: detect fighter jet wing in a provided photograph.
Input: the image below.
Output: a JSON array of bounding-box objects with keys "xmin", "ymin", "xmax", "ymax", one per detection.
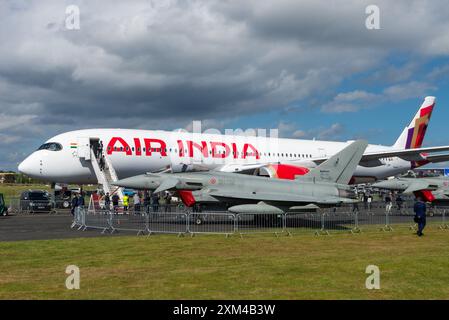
[{"xmin": 402, "ymin": 181, "xmax": 434, "ymax": 194}]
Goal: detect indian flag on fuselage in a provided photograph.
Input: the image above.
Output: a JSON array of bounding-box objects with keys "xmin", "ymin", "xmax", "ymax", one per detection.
[{"xmin": 70, "ymin": 142, "xmax": 78, "ymax": 149}]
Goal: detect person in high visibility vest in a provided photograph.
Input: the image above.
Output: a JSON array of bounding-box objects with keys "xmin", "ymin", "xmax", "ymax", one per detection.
[{"xmin": 123, "ymin": 194, "xmax": 129, "ymax": 213}]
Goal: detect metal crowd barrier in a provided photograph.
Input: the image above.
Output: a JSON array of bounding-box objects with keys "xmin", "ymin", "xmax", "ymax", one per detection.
[
  {"xmin": 70, "ymin": 206, "xmax": 449, "ymax": 237},
  {"xmin": 188, "ymin": 212, "xmax": 236, "ymax": 236},
  {"xmin": 147, "ymin": 212, "xmax": 188, "ymax": 235},
  {"xmin": 235, "ymin": 213, "xmax": 284, "ymax": 236}
]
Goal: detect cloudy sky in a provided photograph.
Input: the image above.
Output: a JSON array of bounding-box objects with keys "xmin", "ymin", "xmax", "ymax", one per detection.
[{"xmin": 1, "ymin": 0, "xmax": 449, "ymax": 170}]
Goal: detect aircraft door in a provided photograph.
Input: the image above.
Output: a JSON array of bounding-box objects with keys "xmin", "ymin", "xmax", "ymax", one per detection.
[{"xmin": 77, "ymin": 137, "xmax": 91, "ymax": 160}]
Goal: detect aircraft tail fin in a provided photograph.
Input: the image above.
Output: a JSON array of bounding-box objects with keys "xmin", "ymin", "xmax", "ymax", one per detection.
[
  {"xmin": 393, "ymin": 96, "xmax": 435, "ymax": 150},
  {"xmin": 298, "ymin": 140, "xmax": 368, "ymax": 185}
]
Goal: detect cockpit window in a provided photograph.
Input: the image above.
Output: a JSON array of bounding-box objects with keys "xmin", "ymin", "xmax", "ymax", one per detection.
[{"xmin": 37, "ymin": 142, "xmax": 63, "ymax": 151}]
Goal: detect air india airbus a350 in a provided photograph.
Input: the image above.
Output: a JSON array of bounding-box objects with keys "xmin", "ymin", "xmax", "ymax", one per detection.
[{"xmin": 18, "ymin": 96, "xmax": 449, "ymax": 187}]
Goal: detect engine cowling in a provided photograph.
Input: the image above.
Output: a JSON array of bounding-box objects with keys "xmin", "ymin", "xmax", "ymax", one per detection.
[{"xmin": 254, "ymin": 164, "xmax": 310, "ymax": 180}]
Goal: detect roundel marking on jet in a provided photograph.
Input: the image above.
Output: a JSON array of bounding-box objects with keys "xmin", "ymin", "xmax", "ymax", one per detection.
[{"xmin": 209, "ymin": 177, "xmax": 217, "ymax": 185}]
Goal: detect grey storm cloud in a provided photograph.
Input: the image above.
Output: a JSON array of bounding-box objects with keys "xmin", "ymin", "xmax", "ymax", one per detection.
[{"xmin": 1, "ymin": 0, "xmax": 449, "ymax": 169}]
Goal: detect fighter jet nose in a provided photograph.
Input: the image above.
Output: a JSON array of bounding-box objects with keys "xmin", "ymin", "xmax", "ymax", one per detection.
[
  {"xmin": 112, "ymin": 174, "xmax": 161, "ymax": 190},
  {"xmin": 112, "ymin": 177, "xmax": 140, "ymax": 188}
]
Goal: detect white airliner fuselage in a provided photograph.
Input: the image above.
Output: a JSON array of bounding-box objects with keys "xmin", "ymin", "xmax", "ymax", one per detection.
[{"xmin": 18, "ymin": 128, "xmax": 411, "ymax": 184}]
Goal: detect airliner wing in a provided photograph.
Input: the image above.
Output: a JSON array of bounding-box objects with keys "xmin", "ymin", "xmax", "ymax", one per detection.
[
  {"xmin": 216, "ymin": 146, "xmax": 449, "ymax": 173},
  {"xmin": 310, "ymin": 146, "xmax": 449, "ymax": 165},
  {"xmin": 361, "ymin": 146, "xmax": 449, "ymax": 161},
  {"xmin": 424, "ymin": 154, "xmax": 449, "ymax": 163}
]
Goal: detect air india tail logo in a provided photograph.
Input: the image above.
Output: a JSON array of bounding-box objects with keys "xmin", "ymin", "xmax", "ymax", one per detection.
[{"xmin": 405, "ymin": 104, "xmax": 434, "ymax": 149}]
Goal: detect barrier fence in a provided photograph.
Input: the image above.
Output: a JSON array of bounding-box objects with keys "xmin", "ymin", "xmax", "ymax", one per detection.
[{"xmin": 70, "ymin": 206, "xmax": 449, "ymax": 236}]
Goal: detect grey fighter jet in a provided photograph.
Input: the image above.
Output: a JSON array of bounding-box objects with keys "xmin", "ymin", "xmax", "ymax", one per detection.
[
  {"xmin": 113, "ymin": 140, "xmax": 368, "ymax": 213},
  {"xmin": 373, "ymin": 176, "xmax": 449, "ymax": 202}
]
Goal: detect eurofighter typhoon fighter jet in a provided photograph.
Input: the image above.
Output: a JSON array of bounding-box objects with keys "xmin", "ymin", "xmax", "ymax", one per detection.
[
  {"xmin": 373, "ymin": 176, "xmax": 449, "ymax": 203},
  {"xmin": 113, "ymin": 140, "xmax": 368, "ymax": 214}
]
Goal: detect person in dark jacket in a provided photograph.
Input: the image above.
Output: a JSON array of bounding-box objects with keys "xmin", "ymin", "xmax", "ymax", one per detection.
[
  {"xmin": 396, "ymin": 194, "xmax": 404, "ymax": 212},
  {"xmin": 103, "ymin": 192, "xmax": 111, "ymax": 211},
  {"xmin": 111, "ymin": 194, "xmax": 120, "ymax": 213},
  {"xmin": 77, "ymin": 192, "xmax": 85, "ymax": 208},
  {"xmin": 151, "ymin": 192, "xmax": 159, "ymax": 212},
  {"xmin": 71, "ymin": 195, "xmax": 78, "ymax": 216},
  {"xmin": 413, "ymin": 196, "xmax": 427, "ymax": 236}
]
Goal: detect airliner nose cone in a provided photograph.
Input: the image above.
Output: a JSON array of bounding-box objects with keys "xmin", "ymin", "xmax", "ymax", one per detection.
[
  {"xmin": 18, "ymin": 155, "xmax": 40, "ymax": 178},
  {"xmin": 18, "ymin": 158, "xmax": 30, "ymax": 175}
]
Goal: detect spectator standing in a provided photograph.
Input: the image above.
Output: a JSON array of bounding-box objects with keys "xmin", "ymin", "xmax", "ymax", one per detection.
[
  {"xmin": 152, "ymin": 192, "xmax": 160, "ymax": 212},
  {"xmin": 77, "ymin": 192, "xmax": 85, "ymax": 208},
  {"xmin": 103, "ymin": 192, "xmax": 111, "ymax": 211},
  {"xmin": 367, "ymin": 194, "xmax": 372, "ymax": 211},
  {"xmin": 144, "ymin": 191, "xmax": 150, "ymax": 213},
  {"xmin": 112, "ymin": 193, "xmax": 120, "ymax": 213},
  {"xmin": 385, "ymin": 193, "xmax": 392, "ymax": 213},
  {"xmin": 71, "ymin": 194, "xmax": 78, "ymax": 216},
  {"xmin": 413, "ymin": 197, "xmax": 427, "ymax": 237},
  {"xmin": 123, "ymin": 194, "xmax": 129, "ymax": 213},
  {"xmin": 363, "ymin": 193, "xmax": 368, "ymax": 209},
  {"xmin": 133, "ymin": 192, "xmax": 141, "ymax": 213},
  {"xmin": 396, "ymin": 194, "xmax": 404, "ymax": 212},
  {"xmin": 164, "ymin": 192, "xmax": 172, "ymax": 212}
]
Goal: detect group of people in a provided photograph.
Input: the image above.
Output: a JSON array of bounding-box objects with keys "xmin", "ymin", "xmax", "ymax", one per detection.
[
  {"xmin": 384, "ymin": 193, "xmax": 404, "ymax": 213},
  {"xmin": 99, "ymin": 190, "xmax": 173, "ymax": 214},
  {"xmin": 70, "ymin": 192, "xmax": 85, "ymax": 215},
  {"xmin": 100, "ymin": 192, "xmax": 120, "ymax": 213},
  {"xmin": 93, "ymin": 141, "xmax": 106, "ymax": 171}
]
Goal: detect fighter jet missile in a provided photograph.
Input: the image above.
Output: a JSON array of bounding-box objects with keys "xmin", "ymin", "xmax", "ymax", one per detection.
[
  {"xmin": 228, "ymin": 202, "xmax": 286, "ymax": 214},
  {"xmin": 372, "ymin": 179, "xmax": 410, "ymax": 191}
]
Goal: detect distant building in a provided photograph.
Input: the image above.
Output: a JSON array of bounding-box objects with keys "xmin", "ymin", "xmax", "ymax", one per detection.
[{"xmin": 0, "ymin": 172, "xmax": 16, "ymax": 184}]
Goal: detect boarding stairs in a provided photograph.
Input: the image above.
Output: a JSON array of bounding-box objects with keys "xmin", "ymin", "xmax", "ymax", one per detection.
[{"xmin": 88, "ymin": 149, "xmax": 125, "ymax": 200}]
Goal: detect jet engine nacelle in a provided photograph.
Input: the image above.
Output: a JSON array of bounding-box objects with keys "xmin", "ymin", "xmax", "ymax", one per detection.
[{"xmin": 254, "ymin": 164, "xmax": 311, "ymax": 180}]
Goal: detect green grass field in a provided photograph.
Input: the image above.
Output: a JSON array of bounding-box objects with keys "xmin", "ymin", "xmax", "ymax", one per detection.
[{"xmin": 1, "ymin": 228, "xmax": 449, "ymax": 299}]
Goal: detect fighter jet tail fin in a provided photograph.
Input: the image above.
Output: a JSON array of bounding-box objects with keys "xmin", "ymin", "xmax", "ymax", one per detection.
[
  {"xmin": 392, "ymin": 96, "xmax": 435, "ymax": 150},
  {"xmin": 297, "ymin": 140, "xmax": 368, "ymax": 185}
]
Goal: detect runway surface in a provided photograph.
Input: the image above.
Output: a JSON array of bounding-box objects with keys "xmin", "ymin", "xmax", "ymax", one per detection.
[
  {"xmin": 0, "ymin": 214, "xmax": 125, "ymax": 241},
  {"xmin": 0, "ymin": 207, "xmax": 443, "ymax": 242}
]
